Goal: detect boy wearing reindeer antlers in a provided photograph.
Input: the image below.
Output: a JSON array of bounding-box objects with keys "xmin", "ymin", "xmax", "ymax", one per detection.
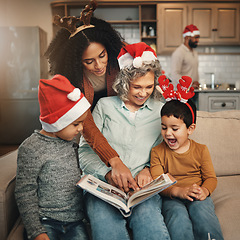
[
  {"xmin": 15, "ymin": 75, "xmax": 91, "ymax": 240},
  {"xmin": 151, "ymin": 76, "xmax": 223, "ymax": 240}
]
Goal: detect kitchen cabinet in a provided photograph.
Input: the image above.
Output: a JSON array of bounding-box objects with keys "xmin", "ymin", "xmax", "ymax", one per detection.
[
  {"xmin": 139, "ymin": 5, "xmax": 157, "ymax": 51},
  {"xmin": 188, "ymin": 4, "xmax": 240, "ymax": 45},
  {"xmin": 157, "ymin": 4, "xmax": 187, "ymax": 54},
  {"xmin": 51, "ymin": 1, "xmax": 158, "ymax": 51},
  {"xmin": 51, "ymin": 1, "xmax": 240, "ymax": 54},
  {"xmin": 197, "ymin": 91, "xmax": 240, "ymax": 112},
  {"xmin": 157, "ymin": 3, "xmax": 240, "ymax": 53}
]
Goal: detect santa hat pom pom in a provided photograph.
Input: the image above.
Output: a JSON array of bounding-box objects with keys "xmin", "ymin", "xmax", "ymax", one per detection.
[
  {"xmin": 142, "ymin": 51, "xmax": 156, "ymax": 64},
  {"xmin": 133, "ymin": 57, "xmax": 143, "ymax": 68},
  {"xmin": 67, "ymin": 88, "xmax": 81, "ymax": 102}
]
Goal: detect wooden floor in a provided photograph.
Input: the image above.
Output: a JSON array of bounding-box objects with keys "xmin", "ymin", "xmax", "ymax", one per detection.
[{"xmin": 0, "ymin": 144, "xmax": 19, "ymax": 156}]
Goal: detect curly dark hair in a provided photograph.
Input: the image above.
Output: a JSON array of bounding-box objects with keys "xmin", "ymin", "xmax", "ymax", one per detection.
[{"xmin": 45, "ymin": 17, "xmax": 124, "ymax": 91}]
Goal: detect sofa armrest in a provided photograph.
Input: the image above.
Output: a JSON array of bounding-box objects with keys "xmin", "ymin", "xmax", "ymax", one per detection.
[
  {"xmin": 7, "ymin": 216, "xmax": 24, "ymax": 240},
  {"xmin": 0, "ymin": 150, "xmax": 19, "ymax": 240}
]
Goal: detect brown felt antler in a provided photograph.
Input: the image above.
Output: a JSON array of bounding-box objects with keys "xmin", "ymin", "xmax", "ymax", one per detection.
[
  {"xmin": 80, "ymin": 0, "xmax": 97, "ymax": 25},
  {"xmin": 53, "ymin": 0, "xmax": 98, "ymax": 34}
]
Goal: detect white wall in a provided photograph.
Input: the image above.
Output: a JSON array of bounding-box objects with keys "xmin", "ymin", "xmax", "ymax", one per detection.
[{"xmin": 0, "ymin": 0, "xmax": 53, "ymax": 44}]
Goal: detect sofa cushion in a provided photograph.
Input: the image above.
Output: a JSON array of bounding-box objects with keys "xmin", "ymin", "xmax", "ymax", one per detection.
[
  {"xmin": 211, "ymin": 175, "xmax": 240, "ymax": 240},
  {"xmin": 191, "ymin": 110, "xmax": 240, "ymax": 176},
  {"xmin": 0, "ymin": 150, "xmax": 19, "ymax": 240}
]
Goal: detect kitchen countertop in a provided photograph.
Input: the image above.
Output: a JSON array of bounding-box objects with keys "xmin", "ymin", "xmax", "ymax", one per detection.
[{"xmin": 195, "ymin": 89, "xmax": 240, "ymax": 93}]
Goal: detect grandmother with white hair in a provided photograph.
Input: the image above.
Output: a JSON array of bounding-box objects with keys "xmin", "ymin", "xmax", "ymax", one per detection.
[{"xmin": 79, "ymin": 42, "xmax": 170, "ymax": 240}]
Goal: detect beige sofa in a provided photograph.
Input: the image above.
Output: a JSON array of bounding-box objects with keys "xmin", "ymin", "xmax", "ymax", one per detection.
[{"xmin": 1, "ymin": 110, "xmax": 240, "ymax": 240}]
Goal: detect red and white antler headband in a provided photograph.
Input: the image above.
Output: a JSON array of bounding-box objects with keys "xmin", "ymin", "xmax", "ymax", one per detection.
[{"xmin": 156, "ymin": 75, "xmax": 195, "ymax": 123}]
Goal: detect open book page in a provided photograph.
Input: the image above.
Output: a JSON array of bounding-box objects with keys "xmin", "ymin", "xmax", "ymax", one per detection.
[
  {"xmin": 127, "ymin": 173, "xmax": 176, "ymax": 208},
  {"xmin": 77, "ymin": 175, "xmax": 130, "ymax": 213},
  {"xmin": 77, "ymin": 174, "xmax": 176, "ymax": 216}
]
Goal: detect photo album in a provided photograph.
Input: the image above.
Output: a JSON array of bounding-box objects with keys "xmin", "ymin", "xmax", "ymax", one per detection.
[{"xmin": 77, "ymin": 173, "xmax": 176, "ymax": 217}]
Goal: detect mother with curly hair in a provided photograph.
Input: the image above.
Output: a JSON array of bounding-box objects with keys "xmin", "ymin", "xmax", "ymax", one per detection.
[{"xmin": 45, "ymin": 4, "xmax": 138, "ymax": 192}]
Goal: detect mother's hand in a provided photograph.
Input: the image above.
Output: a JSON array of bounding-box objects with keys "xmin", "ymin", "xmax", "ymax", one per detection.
[
  {"xmin": 107, "ymin": 157, "xmax": 139, "ymax": 192},
  {"xmin": 105, "ymin": 171, "xmax": 117, "ymax": 187},
  {"xmin": 135, "ymin": 167, "xmax": 153, "ymax": 188}
]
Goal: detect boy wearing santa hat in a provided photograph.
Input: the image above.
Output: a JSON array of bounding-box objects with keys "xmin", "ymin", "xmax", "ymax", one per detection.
[
  {"xmin": 15, "ymin": 75, "xmax": 91, "ymax": 240},
  {"xmin": 170, "ymin": 24, "xmax": 200, "ymax": 89}
]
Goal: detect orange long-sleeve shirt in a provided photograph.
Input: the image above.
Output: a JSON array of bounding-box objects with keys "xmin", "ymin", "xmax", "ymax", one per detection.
[
  {"xmin": 150, "ymin": 139, "xmax": 217, "ymax": 197},
  {"xmin": 82, "ymin": 67, "xmax": 118, "ymax": 166}
]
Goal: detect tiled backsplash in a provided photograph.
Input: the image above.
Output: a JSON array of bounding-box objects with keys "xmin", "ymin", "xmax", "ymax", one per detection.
[{"xmin": 158, "ymin": 52, "xmax": 240, "ymax": 87}]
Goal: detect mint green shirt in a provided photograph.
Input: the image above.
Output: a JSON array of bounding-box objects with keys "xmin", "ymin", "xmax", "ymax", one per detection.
[{"xmin": 79, "ymin": 96, "xmax": 164, "ymax": 181}]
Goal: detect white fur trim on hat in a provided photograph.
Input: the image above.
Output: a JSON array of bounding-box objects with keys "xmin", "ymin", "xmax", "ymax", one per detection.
[
  {"xmin": 40, "ymin": 96, "xmax": 90, "ymax": 132},
  {"xmin": 119, "ymin": 50, "xmax": 157, "ymax": 69},
  {"xmin": 141, "ymin": 51, "xmax": 157, "ymax": 64},
  {"xmin": 118, "ymin": 52, "xmax": 134, "ymax": 69},
  {"xmin": 183, "ymin": 30, "xmax": 200, "ymax": 37}
]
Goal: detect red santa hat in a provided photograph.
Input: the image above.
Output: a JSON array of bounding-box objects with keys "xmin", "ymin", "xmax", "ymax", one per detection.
[
  {"xmin": 183, "ymin": 24, "xmax": 200, "ymax": 38},
  {"xmin": 39, "ymin": 74, "xmax": 91, "ymax": 132},
  {"xmin": 117, "ymin": 42, "xmax": 157, "ymax": 70}
]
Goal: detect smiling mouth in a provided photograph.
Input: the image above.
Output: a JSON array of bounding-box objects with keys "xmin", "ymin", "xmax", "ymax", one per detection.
[
  {"xmin": 167, "ymin": 138, "xmax": 177, "ymax": 147},
  {"xmin": 136, "ymin": 96, "xmax": 147, "ymax": 101},
  {"xmin": 95, "ymin": 69, "xmax": 105, "ymax": 74}
]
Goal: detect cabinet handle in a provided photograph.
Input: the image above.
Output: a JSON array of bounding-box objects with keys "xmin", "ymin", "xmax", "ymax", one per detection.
[
  {"xmin": 212, "ymin": 28, "xmax": 218, "ymax": 32},
  {"xmin": 221, "ymin": 102, "xmax": 226, "ymax": 107}
]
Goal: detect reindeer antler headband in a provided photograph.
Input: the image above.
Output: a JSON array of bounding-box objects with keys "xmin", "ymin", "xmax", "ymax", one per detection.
[
  {"xmin": 156, "ymin": 75, "xmax": 195, "ymax": 123},
  {"xmin": 53, "ymin": 0, "xmax": 97, "ymax": 38}
]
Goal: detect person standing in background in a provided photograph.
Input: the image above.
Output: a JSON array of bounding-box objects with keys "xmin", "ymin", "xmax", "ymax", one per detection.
[{"xmin": 170, "ymin": 24, "xmax": 200, "ymax": 89}]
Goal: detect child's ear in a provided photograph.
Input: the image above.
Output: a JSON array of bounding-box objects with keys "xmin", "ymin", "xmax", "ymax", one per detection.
[{"xmin": 187, "ymin": 123, "xmax": 196, "ymax": 135}]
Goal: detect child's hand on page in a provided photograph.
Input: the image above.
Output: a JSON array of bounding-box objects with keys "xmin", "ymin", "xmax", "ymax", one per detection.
[{"xmin": 135, "ymin": 167, "xmax": 153, "ymax": 188}]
